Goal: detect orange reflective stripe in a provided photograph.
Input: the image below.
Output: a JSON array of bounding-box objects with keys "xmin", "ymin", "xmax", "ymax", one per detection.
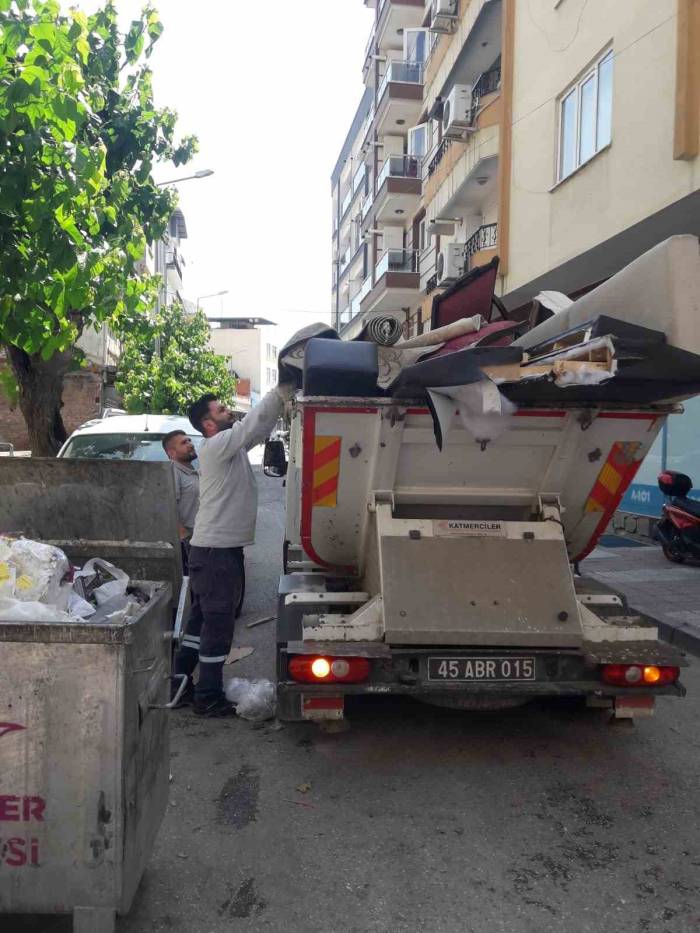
[
  {"xmin": 313, "ymin": 436, "xmax": 341, "ymax": 470},
  {"xmin": 585, "ymin": 442, "xmax": 643, "ymax": 513},
  {"xmin": 312, "ymin": 436, "xmax": 341, "ymax": 508}
]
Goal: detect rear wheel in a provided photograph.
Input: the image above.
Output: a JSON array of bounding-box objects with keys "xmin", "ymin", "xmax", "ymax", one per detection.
[{"xmin": 662, "ymin": 539, "xmax": 686, "ymax": 564}]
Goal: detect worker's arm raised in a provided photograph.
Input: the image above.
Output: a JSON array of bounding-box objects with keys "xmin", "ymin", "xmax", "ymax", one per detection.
[{"xmin": 206, "ymin": 385, "xmax": 293, "ymax": 461}]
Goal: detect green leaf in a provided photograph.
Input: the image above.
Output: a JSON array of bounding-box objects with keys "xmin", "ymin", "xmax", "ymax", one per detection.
[
  {"xmin": 125, "ymin": 20, "xmax": 145, "ymax": 64},
  {"xmin": 54, "ymin": 204, "xmax": 86, "ymax": 249}
]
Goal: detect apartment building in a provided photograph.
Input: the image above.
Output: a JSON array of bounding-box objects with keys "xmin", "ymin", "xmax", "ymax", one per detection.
[
  {"xmin": 333, "ymin": 0, "xmax": 699, "ymax": 340},
  {"xmin": 208, "ymin": 316, "xmax": 280, "ymax": 409}
]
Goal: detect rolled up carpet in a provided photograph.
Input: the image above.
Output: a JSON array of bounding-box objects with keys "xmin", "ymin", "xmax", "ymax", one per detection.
[{"xmin": 361, "ymin": 315, "xmax": 403, "ymax": 346}]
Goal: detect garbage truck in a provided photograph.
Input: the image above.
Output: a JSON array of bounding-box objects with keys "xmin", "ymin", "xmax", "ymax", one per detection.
[{"xmin": 274, "ymin": 236, "xmax": 700, "ymax": 723}]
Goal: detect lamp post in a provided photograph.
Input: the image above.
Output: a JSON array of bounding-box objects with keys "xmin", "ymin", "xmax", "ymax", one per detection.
[{"xmin": 156, "ymin": 169, "xmax": 215, "ymax": 187}]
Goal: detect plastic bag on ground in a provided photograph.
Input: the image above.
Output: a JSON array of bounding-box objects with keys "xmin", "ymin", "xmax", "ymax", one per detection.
[{"xmin": 225, "ymin": 677, "xmax": 276, "ymax": 722}]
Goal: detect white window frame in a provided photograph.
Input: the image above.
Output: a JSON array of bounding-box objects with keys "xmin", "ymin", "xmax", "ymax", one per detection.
[
  {"xmin": 408, "ymin": 123, "xmax": 428, "ymax": 158},
  {"xmin": 403, "ymin": 28, "xmax": 429, "ymax": 65},
  {"xmin": 557, "ymin": 48, "xmax": 613, "ymax": 182}
]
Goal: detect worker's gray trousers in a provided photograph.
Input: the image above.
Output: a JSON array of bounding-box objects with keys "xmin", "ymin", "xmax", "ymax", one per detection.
[{"xmin": 174, "ymin": 546, "xmax": 245, "ymax": 701}]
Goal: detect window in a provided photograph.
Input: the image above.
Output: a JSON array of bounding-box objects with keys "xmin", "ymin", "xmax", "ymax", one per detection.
[
  {"xmin": 403, "ymin": 28, "xmax": 428, "ymax": 65},
  {"xmin": 557, "ymin": 49, "xmax": 613, "ymax": 181},
  {"xmin": 408, "ymin": 124, "xmax": 427, "ymax": 158}
]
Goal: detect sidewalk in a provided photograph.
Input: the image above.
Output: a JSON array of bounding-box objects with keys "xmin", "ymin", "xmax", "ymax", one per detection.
[{"xmin": 585, "ymin": 539, "xmax": 700, "ymax": 656}]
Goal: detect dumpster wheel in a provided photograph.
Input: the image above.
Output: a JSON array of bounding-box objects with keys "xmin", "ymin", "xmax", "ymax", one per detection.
[{"xmin": 415, "ymin": 693, "xmax": 528, "ymax": 711}]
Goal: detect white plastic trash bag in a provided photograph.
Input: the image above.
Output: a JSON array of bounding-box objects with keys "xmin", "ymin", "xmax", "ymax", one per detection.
[
  {"xmin": 73, "ymin": 558, "xmax": 129, "ymax": 606},
  {"xmin": 225, "ymin": 677, "xmax": 276, "ymax": 722},
  {"xmin": 0, "ymin": 597, "xmax": 72, "ymax": 624},
  {"xmin": 0, "ymin": 537, "xmax": 69, "ymax": 604},
  {"xmin": 0, "ymin": 560, "xmax": 16, "ymax": 598}
]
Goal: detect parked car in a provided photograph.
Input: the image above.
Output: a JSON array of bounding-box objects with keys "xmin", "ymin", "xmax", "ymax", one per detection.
[{"xmin": 57, "ymin": 413, "xmax": 202, "ymax": 461}]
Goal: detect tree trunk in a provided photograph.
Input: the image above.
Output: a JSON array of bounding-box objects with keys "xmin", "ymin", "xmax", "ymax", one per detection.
[{"xmin": 6, "ymin": 345, "xmax": 72, "ymax": 457}]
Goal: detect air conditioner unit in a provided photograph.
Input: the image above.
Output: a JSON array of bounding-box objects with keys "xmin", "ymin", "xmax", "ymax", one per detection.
[
  {"xmin": 436, "ymin": 242, "xmax": 465, "ymax": 286},
  {"xmin": 431, "ymin": 0, "xmax": 458, "ymax": 33},
  {"xmin": 442, "ymin": 84, "xmax": 474, "ymax": 138}
]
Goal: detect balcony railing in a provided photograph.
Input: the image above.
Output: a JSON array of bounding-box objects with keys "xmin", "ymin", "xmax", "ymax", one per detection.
[
  {"xmin": 426, "ymin": 137, "xmax": 451, "ymax": 177},
  {"xmin": 465, "ymin": 223, "xmax": 498, "ymax": 260},
  {"xmin": 426, "ymin": 273, "xmax": 438, "ymax": 295},
  {"xmin": 363, "ymin": 24, "xmax": 376, "ymax": 65},
  {"xmin": 377, "ymin": 153, "xmax": 422, "ymax": 189},
  {"xmin": 166, "ymin": 249, "xmax": 183, "ymax": 282},
  {"xmin": 375, "ymin": 248, "xmax": 419, "ymax": 280},
  {"xmin": 361, "ymin": 193, "xmax": 374, "ymax": 221},
  {"xmin": 353, "ymin": 161, "xmax": 367, "ymax": 194},
  {"xmin": 340, "ymin": 160, "xmax": 368, "ymax": 222},
  {"xmin": 472, "ymin": 65, "xmax": 502, "ymax": 112},
  {"xmin": 377, "ymin": 59, "xmax": 424, "ymax": 103},
  {"xmin": 341, "ymin": 187, "xmax": 353, "ymax": 217},
  {"xmin": 360, "ymin": 103, "xmax": 376, "ymax": 146}
]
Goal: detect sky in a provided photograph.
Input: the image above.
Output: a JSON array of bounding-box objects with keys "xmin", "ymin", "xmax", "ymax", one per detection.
[{"xmin": 82, "ymin": 0, "xmax": 373, "ymax": 347}]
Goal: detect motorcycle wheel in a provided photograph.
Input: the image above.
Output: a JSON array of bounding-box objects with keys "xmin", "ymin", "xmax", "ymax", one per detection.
[{"xmin": 662, "ymin": 540, "xmax": 686, "ymax": 564}]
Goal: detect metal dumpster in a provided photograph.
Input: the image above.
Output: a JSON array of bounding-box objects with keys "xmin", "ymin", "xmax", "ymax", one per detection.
[{"xmin": 0, "ymin": 459, "xmax": 182, "ymax": 932}]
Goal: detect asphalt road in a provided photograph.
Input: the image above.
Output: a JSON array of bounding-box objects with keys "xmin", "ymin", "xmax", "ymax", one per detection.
[{"xmin": 8, "ymin": 470, "xmax": 700, "ymax": 933}]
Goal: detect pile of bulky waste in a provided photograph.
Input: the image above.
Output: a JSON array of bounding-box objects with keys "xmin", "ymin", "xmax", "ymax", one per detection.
[
  {"xmin": 0, "ymin": 536, "xmax": 147, "ymax": 624},
  {"xmin": 279, "ymin": 236, "xmax": 700, "ymax": 450}
]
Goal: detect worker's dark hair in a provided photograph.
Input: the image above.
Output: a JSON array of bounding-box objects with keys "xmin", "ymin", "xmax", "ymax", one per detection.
[
  {"xmin": 161, "ymin": 430, "xmax": 186, "ymax": 453},
  {"xmin": 188, "ymin": 393, "xmax": 218, "ymax": 434}
]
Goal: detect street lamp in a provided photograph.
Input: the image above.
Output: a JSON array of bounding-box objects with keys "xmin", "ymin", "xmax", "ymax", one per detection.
[
  {"xmin": 156, "ymin": 169, "xmax": 215, "ymax": 187},
  {"xmin": 196, "ymin": 289, "xmax": 228, "ymax": 311}
]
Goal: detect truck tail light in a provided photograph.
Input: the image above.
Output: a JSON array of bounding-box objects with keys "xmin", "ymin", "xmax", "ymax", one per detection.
[
  {"xmin": 601, "ymin": 664, "xmax": 679, "ymax": 687},
  {"xmin": 288, "ymin": 655, "xmax": 370, "ymax": 684}
]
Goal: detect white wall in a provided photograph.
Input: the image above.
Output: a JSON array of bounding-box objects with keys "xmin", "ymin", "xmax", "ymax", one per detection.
[{"xmin": 208, "ymin": 325, "xmax": 280, "ymax": 401}]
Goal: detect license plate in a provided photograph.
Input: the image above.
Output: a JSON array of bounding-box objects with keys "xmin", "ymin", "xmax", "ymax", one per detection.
[{"xmin": 428, "ymin": 657, "xmax": 536, "ymax": 682}]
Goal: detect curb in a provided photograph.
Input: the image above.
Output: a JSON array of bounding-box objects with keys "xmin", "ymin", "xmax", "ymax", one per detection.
[{"xmin": 658, "ymin": 618, "xmax": 700, "ymax": 659}]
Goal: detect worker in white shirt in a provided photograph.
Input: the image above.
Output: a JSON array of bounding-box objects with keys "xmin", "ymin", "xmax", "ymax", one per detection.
[{"xmin": 172, "ymin": 383, "xmax": 295, "ymax": 716}]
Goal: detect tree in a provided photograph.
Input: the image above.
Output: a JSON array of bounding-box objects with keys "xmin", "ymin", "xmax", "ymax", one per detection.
[
  {"xmin": 115, "ymin": 303, "xmax": 237, "ymax": 415},
  {"xmin": 0, "ymin": 0, "xmax": 196, "ymax": 454}
]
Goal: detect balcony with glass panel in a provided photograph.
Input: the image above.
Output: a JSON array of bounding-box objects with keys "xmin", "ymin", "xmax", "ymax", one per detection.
[
  {"xmin": 373, "ymin": 154, "xmax": 422, "ymax": 225},
  {"xmin": 360, "ymin": 248, "xmax": 420, "ymax": 316},
  {"xmin": 375, "ymin": 0, "xmax": 424, "ymax": 54},
  {"xmin": 375, "ymin": 59, "xmax": 424, "ymax": 138}
]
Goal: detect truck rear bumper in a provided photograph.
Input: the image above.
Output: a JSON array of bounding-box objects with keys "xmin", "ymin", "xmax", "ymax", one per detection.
[{"xmin": 276, "ymin": 678, "xmax": 685, "ymax": 721}]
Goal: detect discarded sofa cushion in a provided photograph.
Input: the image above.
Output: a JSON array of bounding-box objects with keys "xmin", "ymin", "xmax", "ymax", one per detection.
[
  {"xmin": 303, "ymin": 338, "xmax": 379, "ymax": 397},
  {"xmin": 279, "ymin": 323, "xmax": 339, "ymax": 387}
]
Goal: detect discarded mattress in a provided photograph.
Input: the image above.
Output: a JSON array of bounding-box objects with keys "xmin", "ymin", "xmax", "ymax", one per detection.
[{"xmin": 515, "ymin": 235, "xmax": 700, "ymax": 356}]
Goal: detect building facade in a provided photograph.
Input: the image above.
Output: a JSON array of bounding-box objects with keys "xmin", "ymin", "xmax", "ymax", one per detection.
[
  {"xmin": 333, "ymin": 0, "xmax": 699, "ymax": 336},
  {"xmin": 208, "ymin": 317, "xmax": 280, "ymax": 410}
]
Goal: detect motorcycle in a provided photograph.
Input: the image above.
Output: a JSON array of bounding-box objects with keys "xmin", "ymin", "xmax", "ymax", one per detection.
[{"xmin": 655, "ymin": 471, "xmax": 700, "ymax": 563}]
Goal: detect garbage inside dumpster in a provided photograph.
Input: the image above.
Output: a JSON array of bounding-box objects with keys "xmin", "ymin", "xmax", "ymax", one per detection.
[{"xmin": 0, "ymin": 535, "xmax": 147, "ymax": 624}]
